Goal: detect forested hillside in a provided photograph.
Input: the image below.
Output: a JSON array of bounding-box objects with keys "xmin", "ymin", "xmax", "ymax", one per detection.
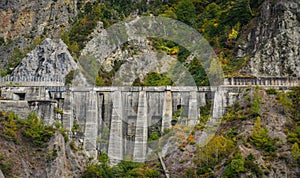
[
  {"xmin": 0, "ymin": 0, "xmax": 299, "ymax": 177},
  {"xmin": 61, "ymin": 0, "xmax": 264, "ymax": 85}
]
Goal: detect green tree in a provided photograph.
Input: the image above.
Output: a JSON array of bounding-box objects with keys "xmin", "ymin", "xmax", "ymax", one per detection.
[
  {"xmin": 2, "ymin": 111, "xmax": 18, "ymax": 142},
  {"xmin": 223, "ymin": 152, "xmax": 247, "ymax": 178},
  {"xmin": 160, "ymin": 8, "xmax": 177, "ymax": 19},
  {"xmin": 196, "ymin": 135, "xmax": 234, "ymax": 172},
  {"xmin": 143, "ymin": 72, "xmax": 173, "ymax": 86},
  {"xmin": 250, "ymin": 117, "xmax": 277, "ymax": 153},
  {"xmin": 278, "ymin": 92, "xmax": 292, "ymax": 115},
  {"xmin": 224, "ymin": 0, "xmax": 252, "ymax": 26},
  {"xmin": 187, "ymin": 58, "xmax": 209, "ymax": 86},
  {"xmin": 250, "ymin": 117, "xmax": 267, "ymax": 144},
  {"xmin": 244, "ymin": 153, "xmax": 263, "ymax": 177},
  {"xmin": 292, "ymin": 143, "xmax": 300, "ymax": 163},
  {"xmin": 289, "ymin": 87, "xmax": 300, "ymax": 121},
  {"xmin": 21, "ymin": 113, "xmax": 55, "ymax": 146},
  {"xmin": 175, "ymin": 0, "xmax": 196, "ymax": 25},
  {"xmin": 251, "ymin": 87, "xmax": 262, "ymax": 117},
  {"xmin": 95, "ymin": 75, "xmax": 105, "ymax": 86}
]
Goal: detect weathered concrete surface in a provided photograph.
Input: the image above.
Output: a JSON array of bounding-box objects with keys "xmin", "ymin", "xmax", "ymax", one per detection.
[
  {"xmin": 108, "ymin": 91, "xmax": 124, "ymax": 164},
  {"xmin": 0, "ymin": 83, "xmax": 297, "ymax": 163},
  {"xmin": 83, "ymin": 91, "xmax": 98, "ymax": 158},
  {"xmin": 162, "ymin": 90, "xmax": 172, "ymax": 132},
  {"xmin": 133, "ymin": 91, "xmax": 148, "ymax": 162},
  {"xmin": 0, "ymin": 100, "xmax": 30, "ymax": 118},
  {"xmin": 188, "ymin": 91, "xmax": 199, "ymax": 126},
  {"xmin": 62, "ymin": 90, "xmax": 73, "ymax": 131}
]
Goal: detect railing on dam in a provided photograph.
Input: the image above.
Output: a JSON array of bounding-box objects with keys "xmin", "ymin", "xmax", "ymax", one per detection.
[
  {"xmin": 224, "ymin": 77, "xmax": 300, "ymax": 86},
  {"xmin": 0, "ymin": 75, "xmax": 299, "ymax": 88},
  {"xmin": 0, "ymin": 76, "xmax": 65, "ymax": 87}
]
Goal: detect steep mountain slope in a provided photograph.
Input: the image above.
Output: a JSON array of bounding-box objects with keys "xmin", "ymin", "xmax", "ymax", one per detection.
[
  {"xmin": 1, "ymin": 0, "xmax": 299, "ymax": 79},
  {"xmin": 0, "ymin": 0, "xmax": 299, "ymax": 177},
  {"xmin": 11, "ymin": 38, "xmax": 77, "ymax": 79},
  {"xmin": 0, "ymin": 112, "xmax": 89, "ymax": 178},
  {"xmin": 0, "ymin": 0, "xmax": 80, "ymax": 74},
  {"xmin": 238, "ymin": 0, "xmax": 300, "ymax": 77},
  {"xmin": 163, "ymin": 87, "xmax": 300, "ymax": 177}
]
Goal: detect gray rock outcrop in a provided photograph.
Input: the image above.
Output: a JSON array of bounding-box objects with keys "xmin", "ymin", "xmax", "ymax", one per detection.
[
  {"xmin": 46, "ymin": 132, "xmax": 74, "ymax": 178},
  {"xmin": 0, "ymin": 0, "xmax": 79, "ymax": 69},
  {"xmin": 80, "ymin": 17, "xmax": 179, "ymax": 86},
  {"xmin": 238, "ymin": 0, "xmax": 300, "ymax": 77},
  {"xmin": 11, "ymin": 38, "xmax": 78, "ymax": 80}
]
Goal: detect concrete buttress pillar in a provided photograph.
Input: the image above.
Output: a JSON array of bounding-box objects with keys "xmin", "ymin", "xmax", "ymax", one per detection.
[
  {"xmin": 63, "ymin": 90, "xmax": 73, "ymax": 131},
  {"xmin": 84, "ymin": 90, "xmax": 98, "ymax": 158},
  {"xmin": 133, "ymin": 90, "xmax": 148, "ymax": 162},
  {"xmin": 198, "ymin": 92, "xmax": 206, "ymax": 106},
  {"xmin": 212, "ymin": 89, "xmax": 226, "ymax": 121},
  {"xmin": 108, "ymin": 91, "xmax": 123, "ymax": 164},
  {"xmin": 162, "ymin": 90, "xmax": 172, "ymax": 131},
  {"xmin": 188, "ymin": 91, "xmax": 199, "ymax": 126}
]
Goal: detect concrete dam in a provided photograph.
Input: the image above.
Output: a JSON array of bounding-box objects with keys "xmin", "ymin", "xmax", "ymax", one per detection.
[{"xmin": 0, "ymin": 77, "xmax": 299, "ymax": 163}]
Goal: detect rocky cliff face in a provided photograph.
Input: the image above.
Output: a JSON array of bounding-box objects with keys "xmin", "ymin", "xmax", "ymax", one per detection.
[
  {"xmin": 0, "ymin": 0, "xmax": 77, "ymax": 42},
  {"xmin": 46, "ymin": 132, "xmax": 88, "ymax": 178},
  {"xmin": 0, "ymin": 128, "xmax": 88, "ymax": 178},
  {"xmin": 81, "ymin": 18, "xmax": 178, "ymax": 86},
  {"xmin": 0, "ymin": 0, "xmax": 79, "ymax": 69},
  {"xmin": 238, "ymin": 0, "xmax": 300, "ymax": 77},
  {"xmin": 11, "ymin": 38, "xmax": 78, "ymax": 80}
]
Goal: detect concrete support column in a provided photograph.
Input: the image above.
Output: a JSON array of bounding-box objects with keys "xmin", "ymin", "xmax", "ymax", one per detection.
[
  {"xmin": 188, "ymin": 91, "xmax": 199, "ymax": 126},
  {"xmin": 108, "ymin": 91, "xmax": 124, "ymax": 164},
  {"xmin": 212, "ymin": 89, "xmax": 226, "ymax": 121},
  {"xmin": 198, "ymin": 92, "xmax": 206, "ymax": 106},
  {"xmin": 133, "ymin": 91, "xmax": 148, "ymax": 162},
  {"xmin": 62, "ymin": 90, "xmax": 73, "ymax": 131},
  {"xmin": 97, "ymin": 94, "xmax": 106, "ymax": 151},
  {"xmin": 162, "ymin": 90, "xmax": 172, "ymax": 131},
  {"xmin": 224, "ymin": 78, "xmax": 229, "ymax": 85},
  {"xmin": 84, "ymin": 90, "xmax": 98, "ymax": 158},
  {"xmin": 43, "ymin": 102, "xmax": 55, "ymax": 126}
]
